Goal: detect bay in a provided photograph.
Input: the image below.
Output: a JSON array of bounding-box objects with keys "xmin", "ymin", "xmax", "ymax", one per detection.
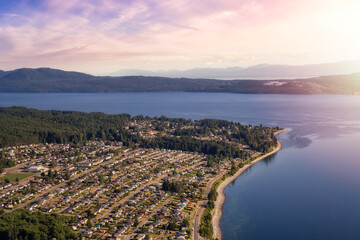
[{"xmin": 1, "ymin": 92, "xmax": 360, "ymax": 239}]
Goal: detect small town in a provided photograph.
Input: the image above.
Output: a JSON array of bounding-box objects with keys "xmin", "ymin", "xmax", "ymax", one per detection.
[
  {"xmin": 0, "ymin": 0, "xmax": 357, "ymax": 239},
  {"xmin": 0, "ymin": 109, "xmax": 280, "ymax": 240},
  {"xmin": 0, "ymin": 139, "xmax": 243, "ymax": 240}
]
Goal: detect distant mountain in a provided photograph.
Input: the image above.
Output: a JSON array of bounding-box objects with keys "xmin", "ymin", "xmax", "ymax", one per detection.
[
  {"xmin": 0, "ymin": 68, "xmax": 96, "ymax": 92},
  {"xmin": 109, "ymin": 67, "xmax": 245, "ymax": 79},
  {"xmin": 110, "ymin": 60, "xmax": 360, "ymax": 79},
  {"xmin": 1, "ymin": 68, "xmax": 94, "ymax": 81},
  {"xmin": 0, "ymin": 67, "xmax": 360, "ymax": 94}
]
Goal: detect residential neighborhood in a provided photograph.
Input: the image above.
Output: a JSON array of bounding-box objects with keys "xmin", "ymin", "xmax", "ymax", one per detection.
[
  {"xmin": 0, "ymin": 140, "xmax": 238, "ymax": 239},
  {"xmin": 0, "ymin": 111, "xmax": 280, "ymax": 239}
]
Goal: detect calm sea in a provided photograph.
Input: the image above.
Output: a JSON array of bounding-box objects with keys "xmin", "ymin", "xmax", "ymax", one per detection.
[{"xmin": 1, "ymin": 92, "xmax": 360, "ymax": 240}]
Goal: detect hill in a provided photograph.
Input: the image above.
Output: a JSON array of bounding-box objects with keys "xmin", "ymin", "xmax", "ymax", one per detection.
[
  {"xmin": 0, "ymin": 68, "xmax": 359, "ymax": 94},
  {"xmin": 110, "ymin": 60, "xmax": 360, "ymax": 79}
]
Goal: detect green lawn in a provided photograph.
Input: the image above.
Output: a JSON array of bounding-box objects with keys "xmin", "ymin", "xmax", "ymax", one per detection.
[{"xmin": 0, "ymin": 173, "xmax": 33, "ymax": 181}]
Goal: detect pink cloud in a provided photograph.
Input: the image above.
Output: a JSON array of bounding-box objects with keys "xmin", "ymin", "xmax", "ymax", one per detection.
[{"xmin": 0, "ymin": 0, "xmax": 359, "ymax": 73}]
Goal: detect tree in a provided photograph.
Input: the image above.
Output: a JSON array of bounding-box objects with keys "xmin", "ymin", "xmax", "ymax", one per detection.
[
  {"xmin": 86, "ymin": 210, "xmax": 95, "ymax": 219},
  {"xmin": 87, "ymin": 220, "xmax": 93, "ymax": 228},
  {"xmin": 98, "ymin": 174, "xmax": 105, "ymax": 184},
  {"xmin": 230, "ymin": 163, "xmax": 238, "ymax": 176},
  {"xmin": 196, "ymin": 170, "xmax": 203, "ymax": 177},
  {"xmin": 182, "ymin": 218, "xmax": 190, "ymax": 228},
  {"xmin": 167, "ymin": 221, "xmax": 177, "ymax": 231},
  {"xmin": 53, "ymin": 170, "xmax": 58, "ymax": 178},
  {"xmin": 0, "ymin": 209, "xmax": 77, "ymax": 239},
  {"xmin": 65, "ymin": 171, "xmax": 70, "ymax": 180},
  {"xmin": 48, "ymin": 169, "xmax": 53, "ymax": 180}
]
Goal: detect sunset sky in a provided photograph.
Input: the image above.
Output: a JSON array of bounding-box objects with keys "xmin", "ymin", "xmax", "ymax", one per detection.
[{"xmin": 1, "ymin": 0, "xmax": 360, "ymax": 74}]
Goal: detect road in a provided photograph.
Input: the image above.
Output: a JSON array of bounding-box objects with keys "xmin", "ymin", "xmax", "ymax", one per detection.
[
  {"xmin": 193, "ymin": 141, "xmax": 283, "ymax": 240},
  {"xmin": 15, "ymin": 156, "xmax": 124, "ymax": 209},
  {"xmin": 93, "ymin": 161, "xmax": 203, "ymax": 224},
  {"xmin": 193, "ymin": 171, "xmax": 227, "ymax": 240},
  {"xmin": 123, "ymin": 196, "xmax": 174, "ymax": 240}
]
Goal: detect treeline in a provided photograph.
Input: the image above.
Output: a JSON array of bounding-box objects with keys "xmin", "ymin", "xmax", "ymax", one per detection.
[
  {"xmin": 0, "ymin": 107, "xmax": 131, "ymax": 147},
  {"xmin": 199, "ymin": 187, "xmax": 218, "ymax": 238},
  {"xmin": 0, "ymin": 209, "xmax": 77, "ymax": 240},
  {"xmin": 0, "ymin": 107, "xmax": 189, "ymax": 148},
  {"xmin": 0, "ymin": 107, "xmax": 279, "ymax": 161},
  {"xmin": 0, "ymin": 151, "xmax": 15, "ymax": 173},
  {"xmin": 175, "ymin": 118, "xmax": 278, "ymax": 153},
  {"xmin": 197, "ymin": 119, "xmax": 278, "ymax": 153},
  {"xmin": 199, "ymin": 162, "xmax": 249, "ymax": 239},
  {"xmin": 144, "ymin": 136, "xmax": 246, "ymax": 159}
]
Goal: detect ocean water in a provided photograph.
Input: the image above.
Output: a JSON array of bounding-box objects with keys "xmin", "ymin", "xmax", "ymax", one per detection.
[{"xmin": 1, "ymin": 92, "xmax": 360, "ymax": 239}]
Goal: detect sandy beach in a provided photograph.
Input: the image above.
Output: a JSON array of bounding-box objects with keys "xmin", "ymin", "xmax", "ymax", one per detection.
[{"xmin": 212, "ymin": 130, "xmax": 286, "ymax": 239}]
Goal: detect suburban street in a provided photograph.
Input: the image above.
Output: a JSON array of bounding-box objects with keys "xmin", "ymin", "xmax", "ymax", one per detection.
[{"xmin": 193, "ymin": 171, "xmax": 227, "ymax": 240}]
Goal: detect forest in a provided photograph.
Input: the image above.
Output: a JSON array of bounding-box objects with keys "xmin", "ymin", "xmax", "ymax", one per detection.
[
  {"xmin": 0, "ymin": 106, "xmax": 131, "ymax": 147},
  {"xmin": 0, "ymin": 107, "xmax": 279, "ymax": 168},
  {"xmin": 0, "ymin": 209, "xmax": 77, "ymax": 240}
]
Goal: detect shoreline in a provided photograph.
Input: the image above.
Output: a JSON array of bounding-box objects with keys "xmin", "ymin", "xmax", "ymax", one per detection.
[{"xmin": 212, "ymin": 130, "xmax": 286, "ymax": 240}]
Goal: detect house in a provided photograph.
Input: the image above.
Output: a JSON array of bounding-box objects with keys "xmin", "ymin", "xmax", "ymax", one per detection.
[
  {"xmin": 136, "ymin": 234, "xmax": 146, "ymax": 240},
  {"xmin": 77, "ymin": 161, "xmax": 92, "ymax": 167},
  {"xmin": 27, "ymin": 165, "xmax": 49, "ymax": 173}
]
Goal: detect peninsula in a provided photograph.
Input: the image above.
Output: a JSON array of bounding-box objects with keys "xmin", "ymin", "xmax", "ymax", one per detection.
[{"xmin": 0, "ymin": 107, "xmax": 283, "ymax": 239}]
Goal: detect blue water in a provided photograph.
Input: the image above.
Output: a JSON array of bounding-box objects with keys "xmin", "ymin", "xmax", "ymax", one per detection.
[{"xmin": 1, "ymin": 92, "xmax": 360, "ymax": 240}]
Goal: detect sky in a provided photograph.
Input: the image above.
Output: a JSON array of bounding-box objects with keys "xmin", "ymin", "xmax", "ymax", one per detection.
[{"xmin": 0, "ymin": 0, "xmax": 360, "ymax": 75}]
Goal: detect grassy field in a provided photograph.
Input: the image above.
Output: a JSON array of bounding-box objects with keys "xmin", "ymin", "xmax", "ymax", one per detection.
[{"xmin": 0, "ymin": 173, "xmax": 33, "ymax": 181}]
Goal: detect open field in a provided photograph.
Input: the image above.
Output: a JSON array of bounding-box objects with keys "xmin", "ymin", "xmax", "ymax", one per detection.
[{"xmin": 0, "ymin": 173, "xmax": 33, "ymax": 181}]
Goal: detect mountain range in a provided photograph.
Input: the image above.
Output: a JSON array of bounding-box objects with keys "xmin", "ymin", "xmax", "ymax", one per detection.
[
  {"xmin": 0, "ymin": 67, "xmax": 360, "ymax": 94},
  {"xmin": 109, "ymin": 60, "xmax": 360, "ymax": 79}
]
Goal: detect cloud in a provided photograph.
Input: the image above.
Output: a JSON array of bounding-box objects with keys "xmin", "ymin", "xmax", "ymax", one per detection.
[
  {"xmin": 0, "ymin": 34, "xmax": 14, "ymax": 51},
  {"xmin": 0, "ymin": 0, "xmax": 359, "ymax": 74}
]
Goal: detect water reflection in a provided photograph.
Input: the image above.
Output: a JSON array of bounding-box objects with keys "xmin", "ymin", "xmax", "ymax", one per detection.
[
  {"xmin": 281, "ymin": 131, "xmax": 313, "ymax": 149},
  {"xmin": 262, "ymin": 152, "xmax": 277, "ymax": 165}
]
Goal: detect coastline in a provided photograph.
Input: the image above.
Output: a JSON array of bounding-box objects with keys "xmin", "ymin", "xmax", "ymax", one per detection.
[{"xmin": 212, "ymin": 130, "xmax": 286, "ymax": 240}]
